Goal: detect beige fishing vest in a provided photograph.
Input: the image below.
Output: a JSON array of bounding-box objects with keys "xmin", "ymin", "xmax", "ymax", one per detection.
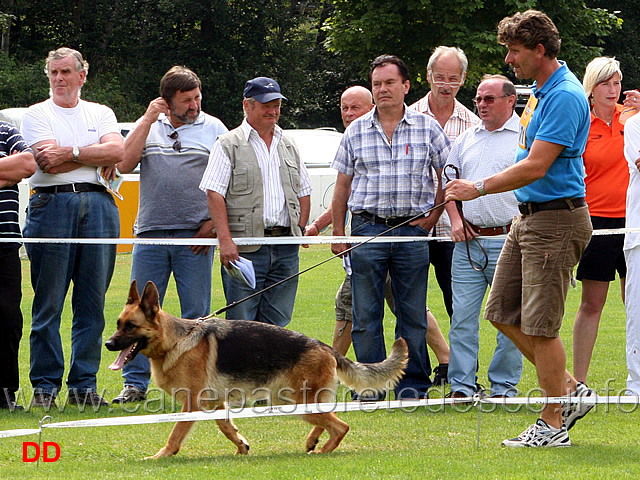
[{"xmin": 218, "ymin": 127, "xmax": 302, "ymax": 253}]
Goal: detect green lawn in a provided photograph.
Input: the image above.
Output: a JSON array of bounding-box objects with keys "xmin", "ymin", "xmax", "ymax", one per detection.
[{"xmin": 0, "ymin": 245, "xmax": 638, "ymax": 479}]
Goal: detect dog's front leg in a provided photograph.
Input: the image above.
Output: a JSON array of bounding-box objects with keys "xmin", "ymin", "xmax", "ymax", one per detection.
[
  {"xmin": 144, "ymin": 420, "xmax": 195, "ymax": 459},
  {"xmin": 215, "ymin": 418, "xmax": 250, "ymax": 455}
]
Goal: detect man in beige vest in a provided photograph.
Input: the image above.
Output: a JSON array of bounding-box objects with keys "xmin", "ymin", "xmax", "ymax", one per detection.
[{"xmin": 200, "ymin": 77, "xmax": 312, "ymax": 326}]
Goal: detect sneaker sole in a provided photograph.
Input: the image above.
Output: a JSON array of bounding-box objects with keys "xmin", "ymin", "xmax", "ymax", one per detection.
[
  {"xmin": 564, "ymin": 403, "xmax": 594, "ymax": 431},
  {"xmin": 502, "ymin": 439, "xmax": 572, "ymax": 448}
]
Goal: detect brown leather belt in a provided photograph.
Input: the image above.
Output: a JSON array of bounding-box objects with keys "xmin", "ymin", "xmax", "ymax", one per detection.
[
  {"xmin": 263, "ymin": 226, "xmax": 291, "ymax": 237},
  {"xmin": 33, "ymin": 183, "xmax": 106, "ymax": 194},
  {"xmin": 469, "ymin": 223, "xmax": 511, "ymax": 236},
  {"xmin": 518, "ymin": 197, "xmax": 586, "ymax": 215}
]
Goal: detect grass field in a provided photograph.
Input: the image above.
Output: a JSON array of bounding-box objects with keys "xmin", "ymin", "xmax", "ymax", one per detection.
[{"xmin": 0, "ymin": 245, "xmax": 638, "ymax": 479}]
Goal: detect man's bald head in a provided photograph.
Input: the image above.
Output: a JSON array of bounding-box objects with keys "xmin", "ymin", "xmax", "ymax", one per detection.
[{"xmin": 340, "ymin": 86, "xmax": 374, "ymax": 128}]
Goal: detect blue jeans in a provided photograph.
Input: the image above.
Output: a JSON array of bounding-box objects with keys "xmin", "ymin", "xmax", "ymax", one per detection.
[
  {"xmin": 222, "ymin": 243, "xmax": 299, "ymax": 326},
  {"xmin": 449, "ymin": 239, "xmax": 522, "ymax": 396},
  {"xmin": 121, "ymin": 229, "xmax": 214, "ymax": 392},
  {"xmin": 24, "ymin": 191, "xmax": 119, "ymax": 395},
  {"xmin": 349, "ymin": 214, "xmax": 431, "ymax": 398}
]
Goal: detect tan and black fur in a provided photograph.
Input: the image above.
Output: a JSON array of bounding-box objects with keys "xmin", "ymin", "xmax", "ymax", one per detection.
[{"xmin": 105, "ymin": 280, "xmax": 408, "ymax": 458}]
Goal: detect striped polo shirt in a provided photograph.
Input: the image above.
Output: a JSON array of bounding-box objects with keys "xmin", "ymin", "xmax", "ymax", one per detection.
[{"xmin": 0, "ymin": 122, "xmax": 33, "ymax": 247}]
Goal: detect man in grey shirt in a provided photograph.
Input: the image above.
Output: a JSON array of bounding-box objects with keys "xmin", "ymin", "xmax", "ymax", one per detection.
[{"xmin": 113, "ymin": 66, "xmax": 227, "ymax": 403}]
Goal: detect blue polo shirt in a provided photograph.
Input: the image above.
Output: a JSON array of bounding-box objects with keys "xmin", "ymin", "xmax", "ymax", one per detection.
[{"xmin": 515, "ymin": 61, "xmax": 590, "ymax": 203}]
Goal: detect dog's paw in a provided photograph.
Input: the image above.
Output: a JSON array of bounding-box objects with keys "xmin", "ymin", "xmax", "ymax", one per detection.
[
  {"xmin": 305, "ymin": 438, "xmax": 319, "ymax": 453},
  {"xmin": 235, "ymin": 443, "xmax": 250, "ymax": 455},
  {"xmin": 144, "ymin": 447, "xmax": 175, "ymax": 460}
]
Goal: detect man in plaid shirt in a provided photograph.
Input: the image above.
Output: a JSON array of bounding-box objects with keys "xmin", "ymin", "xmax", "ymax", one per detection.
[{"xmin": 332, "ymin": 55, "xmax": 450, "ymax": 400}]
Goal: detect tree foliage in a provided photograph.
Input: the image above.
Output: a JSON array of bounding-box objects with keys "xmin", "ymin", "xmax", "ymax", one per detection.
[
  {"xmin": 0, "ymin": 0, "xmax": 623, "ymax": 127},
  {"xmin": 325, "ymin": 0, "xmax": 621, "ymax": 104}
]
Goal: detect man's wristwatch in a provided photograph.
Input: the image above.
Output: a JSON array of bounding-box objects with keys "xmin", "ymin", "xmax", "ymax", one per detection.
[
  {"xmin": 72, "ymin": 146, "xmax": 80, "ymax": 162},
  {"xmin": 299, "ymin": 225, "xmax": 306, "ymax": 235},
  {"xmin": 474, "ymin": 180, "xmax": 486, "ymax": 196}
]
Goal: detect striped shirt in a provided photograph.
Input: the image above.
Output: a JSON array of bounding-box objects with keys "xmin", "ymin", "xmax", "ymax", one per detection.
[
  {"xmin": 131, "ymin": 111, "xmax": 228, "ymax": 234},
  {"xmin": 0, "ymin": 122, "xmax": 33, "ymax": 244},
  {"xmin": 332, "ymin": 106, "xmax": 450, "ymax": 217},
  {"xmin": 410, "ymin": 93, "xmax": 481, "ymax": 237},
  {"xmin": 200, "ymin": 119, "xmax": 312, "ymax": 227},
  {"xmin": 444, "ymin": 113, "xmax": 520, "ymax": 227}
]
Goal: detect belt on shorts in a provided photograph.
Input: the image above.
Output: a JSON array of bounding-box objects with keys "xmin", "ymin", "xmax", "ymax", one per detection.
[
  {"xmin": 358, "ymin": 211, "xmax": 415, "ymax": 227},
  {"xmin": 263, "ymin": 226, "xmax": 291, "ymax": 237},
  {"xmin": 33, "ymin": 183, "xmax": 107, "ymax": 194},
  {"xmin": 518, "ymin": 197, "xmax": 586, "ymax": 216},
  {"xmin": 468, "ymin": 223, "xmax": 511, "ymax": 236}
]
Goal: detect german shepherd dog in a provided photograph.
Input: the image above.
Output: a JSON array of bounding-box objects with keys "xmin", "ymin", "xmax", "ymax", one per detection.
[{"xmin": 105, "ymin": 281, "xmax": 408, "ymax": 458}]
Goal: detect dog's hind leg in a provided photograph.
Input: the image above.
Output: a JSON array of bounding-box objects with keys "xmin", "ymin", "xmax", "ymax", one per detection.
[
  {"xmin": 302, "ymin": 413, "xmax": 349, "ymax": 453},
  {"xmin": 215, "ymin": 419, "xmax": 250, "ymax": 455},
  {"xmin": 145, "ymin": 420, "xmax": 196, "ymax": 459}
]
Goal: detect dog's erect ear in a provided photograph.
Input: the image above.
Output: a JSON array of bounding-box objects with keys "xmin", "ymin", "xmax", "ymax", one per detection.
[
  {"xmin": 127, "ymin": 280, "xmax": 140, "ymax": 305},
  {"xmin": 140, "ymin": 281, "xmax": 160, "ymax": 319}
]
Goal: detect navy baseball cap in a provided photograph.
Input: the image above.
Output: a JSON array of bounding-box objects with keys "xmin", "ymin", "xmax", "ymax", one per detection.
[{"xmin": 243, "ymin": 77, "xmax": 287, "ymax": 103}]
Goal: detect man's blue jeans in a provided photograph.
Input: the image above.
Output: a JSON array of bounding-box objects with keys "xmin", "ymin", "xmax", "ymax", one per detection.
[
  {"xmin": 24, "ymin": 191, "xmax": 119, "ymax": 395},
  {"xmin": 350, "ymin": 214, "xmax": 431, "ymax": 398},
  {"xmin": 449, "ymin": 239, "xmax": 522, "ymax": 396},
  {"xmin": 121, "ymin": 229, "xmax": 214, "ymax": 392},
  {"xmin": 221, "ymin": 243, "xmax": 299, "ymax": 326}
]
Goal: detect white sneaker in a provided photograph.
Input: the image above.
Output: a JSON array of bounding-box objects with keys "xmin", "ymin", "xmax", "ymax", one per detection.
[
  {"xmin": 502, "ymin": 419, "xmax": 571, "ymax": 448},
  {"xmin": 562, "ymin": 382, "xmax": 595, "ymax": 431}
]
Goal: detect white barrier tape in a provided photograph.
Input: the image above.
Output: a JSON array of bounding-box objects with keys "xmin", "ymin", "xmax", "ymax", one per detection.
[
  {"xmin": 0, "ymin": 226, "xmax": 636, "ymax": 246},
  {"xmin": 0, "ymin": 394, "xmax": 638, "ymax": 439},
  {"xmin": 0, "ymin": 235, "xmax": 442, "ymax": 246},
  {"xmin": 0, "ymin": 428, "xmax": 42, "ymax": 439}
]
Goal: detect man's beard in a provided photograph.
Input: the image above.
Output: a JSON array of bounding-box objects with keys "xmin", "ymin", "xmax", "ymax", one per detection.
[{"xmin": 172, "ymin": 106, "xmax": 200, "ymax": 124}]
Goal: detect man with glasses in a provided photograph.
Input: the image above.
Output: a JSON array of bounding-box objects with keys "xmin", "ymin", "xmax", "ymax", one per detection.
[
  {"xmin": 409, "ymin": 46, "xmax": 481, "ymax": 387},
  {"xmin": 201, "ymin": 77, "xmax": 312, "ymax": 326},
  {"xmin": 113, "ymin": 66, "xmax": 227, "ymax": 404},
  {"xmin": 444, "ymin": 75, "xmax": 522, "ymax": 400},
  {"xmin": 446, "ymin": 10, "xmax": 593, "ymax": 447}
]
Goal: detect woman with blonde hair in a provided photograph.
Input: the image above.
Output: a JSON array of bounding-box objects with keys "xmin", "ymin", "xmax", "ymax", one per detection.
[{"xmin": 573, "ymin": 56, "xmax": 640, "ymax": 384}]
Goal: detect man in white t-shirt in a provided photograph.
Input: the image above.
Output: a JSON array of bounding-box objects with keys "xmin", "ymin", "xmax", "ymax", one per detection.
[{"xmin": 22, "ymin": 47, "xmax": 124, "ymax": 409}]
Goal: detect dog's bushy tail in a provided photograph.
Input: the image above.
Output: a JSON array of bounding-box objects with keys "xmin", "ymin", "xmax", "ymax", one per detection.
[{"xmin": 334, "ymin": 338, "xmax": 408, "ymax": 393}]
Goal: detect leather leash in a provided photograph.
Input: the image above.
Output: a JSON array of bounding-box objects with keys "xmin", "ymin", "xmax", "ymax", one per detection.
[
  {"xmin": 211, "ymin": 201, "xmax": 447, "ymax": 316},
  {"xmin": 443, "ymin": 164, "xmax": 489, "ymax": 272}
]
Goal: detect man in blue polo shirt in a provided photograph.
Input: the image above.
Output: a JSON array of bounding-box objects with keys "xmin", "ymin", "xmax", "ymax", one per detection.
[
  {"xmin": 113, "ymin": 66, "xmax": 227, "ymax": 403},
  {"xmin": 446, "ymin": 10, "xmax": 593, "ymax": 447}
]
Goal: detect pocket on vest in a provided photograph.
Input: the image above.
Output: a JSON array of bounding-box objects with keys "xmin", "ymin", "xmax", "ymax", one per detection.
[
  {"xmin": 283, "ymin": 155, "xmax": 300, "ymax": 195},
  {"xmin": 227, "ymin": 208, "xmax": 253, "ymax": 234},
  {"xmin": 229, "ymin": 166, "xmax": 254, "ymax": 195}
]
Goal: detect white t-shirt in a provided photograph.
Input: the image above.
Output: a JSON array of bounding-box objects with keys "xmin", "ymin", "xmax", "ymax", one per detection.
[
  {"xmin": 22, "ymin": 98, "xmax": 119, "ymax": 187},
  {"xmin": 624, "ymin": 113, "xmax": 640, "ymax": 251}
]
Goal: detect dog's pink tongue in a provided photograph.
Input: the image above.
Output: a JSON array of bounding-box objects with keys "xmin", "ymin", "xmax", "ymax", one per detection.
[{"xmin": 109, "ymin": 344, "xmax": 135, "ymax": 371}]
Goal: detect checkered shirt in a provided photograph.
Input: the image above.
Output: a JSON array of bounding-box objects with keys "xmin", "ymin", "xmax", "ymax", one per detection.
[
  {"xmin": 331, "ymin": 106, "xmax": 450, "ymax": 218},
  {"xmin": 409, "ymin": 93, "xmax": 480, "ymax": 237}
]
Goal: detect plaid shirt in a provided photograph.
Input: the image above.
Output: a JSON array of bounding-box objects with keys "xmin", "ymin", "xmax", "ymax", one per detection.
[
  {"xmin": 409, "ymin": 93, "xmax": 480, "ymax": 237},
  {"xmin": 332, "ymin": 106, "xmax": 450, "ymax": 218}
]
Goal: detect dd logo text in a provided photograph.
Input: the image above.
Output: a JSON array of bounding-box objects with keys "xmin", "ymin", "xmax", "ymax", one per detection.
[{"xmin": 22, "ymin": 442, "xmax": 60, "ymax": 462}]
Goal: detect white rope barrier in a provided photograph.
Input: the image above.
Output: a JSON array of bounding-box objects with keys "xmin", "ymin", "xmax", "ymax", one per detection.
[
  {"xmin": 0, "ymin": 393, "xmax": 638, "ymax": 440},
  {"xmin": 0, "ymin": 225, "xmax": 637, "ymax": 247}
]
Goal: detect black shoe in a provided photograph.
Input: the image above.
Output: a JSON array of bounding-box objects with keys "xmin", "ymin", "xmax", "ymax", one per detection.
[
  {"xmin": 112, "ymin": 385, "xmax": 146, "ymax": 404},
  {"xmin": 31, "ymin": 392, "xmax": 57, "ymax": 409},
  {"xmin": 0, "ymin": 400, "xmax": 24, "ymax": 411},
  {"xmin": 432, "ymin": 364, "xmax": 449, "ymax": 386},
  {"xmin": 68, "ymin": 390, "xmax": 108, "ymax": 408},
  {"xmin": 351, "ymin": 390, "xmax": 386, "ymax": 402}
]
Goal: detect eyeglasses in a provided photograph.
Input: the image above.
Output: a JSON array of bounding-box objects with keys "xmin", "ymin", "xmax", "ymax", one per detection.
[
  {"xmin": 169, "ymin": 131, "xmax": 181, "ymax": 152},
  {"xmin": 431, "ymin": 79, "xmax": 464, "ymax": 88},
  {"xmin": 472, "ymin": 95, "xmax": 510, "ymax": 105}
]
